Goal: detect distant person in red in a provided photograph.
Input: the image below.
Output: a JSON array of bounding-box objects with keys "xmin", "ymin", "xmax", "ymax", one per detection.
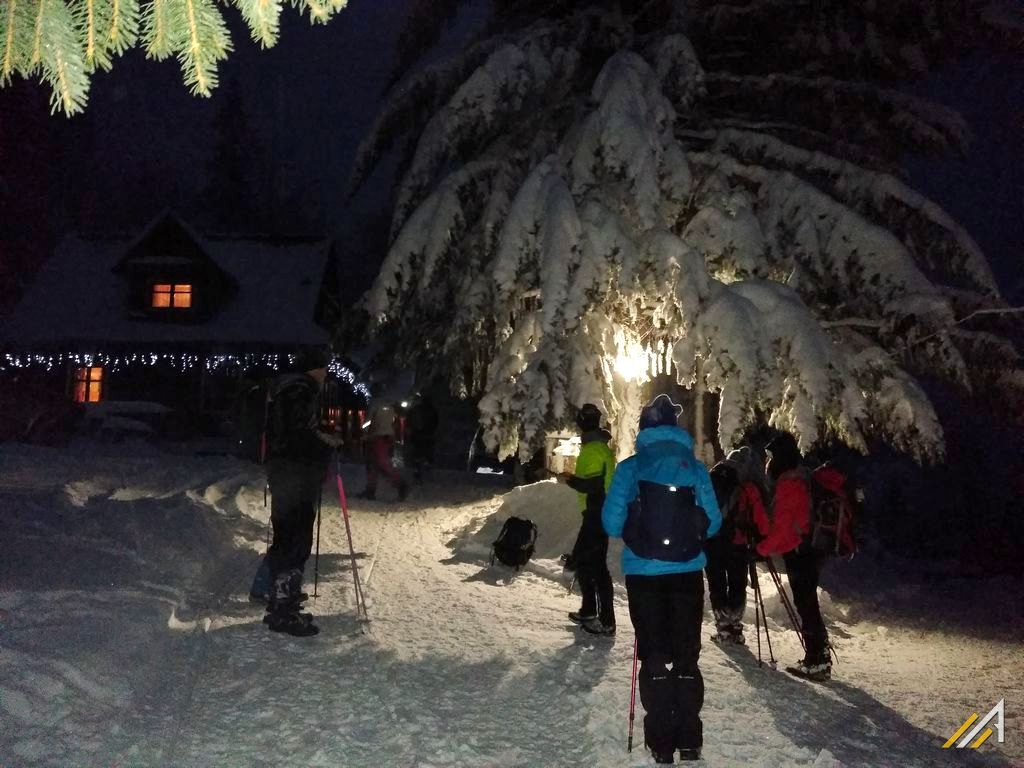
[
  {"xmin": 358, "ymin": 383, "xmax": 409, "ymax": 502},
  {"xmin": 704, "ymin": 446, "xmax": 769, "ymax": 645},
  {"xmin": 757, "ymin": 432, "xmax": 831, "ymax": 680}
]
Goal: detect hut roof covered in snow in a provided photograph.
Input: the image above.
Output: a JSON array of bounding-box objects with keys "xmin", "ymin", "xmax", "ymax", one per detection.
[{"xmin": 1, "ymin": 211, "xmax": 334, "ymax": 349}]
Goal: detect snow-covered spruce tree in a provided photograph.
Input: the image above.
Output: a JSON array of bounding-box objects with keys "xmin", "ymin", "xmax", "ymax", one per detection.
[
  {"xmin": 0, "ymin": 0, "xmax": 348, "ymax": 115},
  {"xmin": 351, "ymin": 0, "xmax": 1023, "ymax": 463}
]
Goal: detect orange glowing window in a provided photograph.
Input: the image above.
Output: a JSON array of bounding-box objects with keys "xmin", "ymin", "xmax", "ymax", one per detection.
[
  {"xmin": 73, "ymin": 366, "xmax": 104, "ymax": 403},
  {"xmin": 152, "ymin": 283, "xmax": 192, "ymax": 309}
]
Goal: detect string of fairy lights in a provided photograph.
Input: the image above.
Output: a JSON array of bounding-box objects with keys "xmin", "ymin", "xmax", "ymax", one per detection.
[{"xmin": 0, "ymin": 351, "xmax": 370, "ymax": 396}]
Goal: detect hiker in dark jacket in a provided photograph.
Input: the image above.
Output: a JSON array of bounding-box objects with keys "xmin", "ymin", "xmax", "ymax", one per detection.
[
  {"xmin": 757, "ymin": 431, "xmax": 831, "ymax": 679},
  {"xmin": 705, "ymin": 446, "xmax": 769, "ymax": 645},
  {"xmin": 259, "ymin": 349, "xmax": 342, "ymax": 637},
  {"xmin": 558, "ymin": 403, "xmax": 617, "ymax": 635},
  {"xmin": 603, "ymin": 395, "xmax": 721, "ymax": 764}
]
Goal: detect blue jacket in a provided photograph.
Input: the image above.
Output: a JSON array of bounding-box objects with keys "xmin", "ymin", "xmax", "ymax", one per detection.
[{"xmin": 602, "ymin": 425, "xmax": 722, "ymax": 576}]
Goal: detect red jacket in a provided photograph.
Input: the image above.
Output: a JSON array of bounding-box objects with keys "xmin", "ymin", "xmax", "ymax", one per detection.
[
  {"xmin": 757, "ymin": 470, "xmax": 811, "ymax": 557},
  {"xmin": 733, "ymin": 482, "xmax": 770, "ymax": 547}
]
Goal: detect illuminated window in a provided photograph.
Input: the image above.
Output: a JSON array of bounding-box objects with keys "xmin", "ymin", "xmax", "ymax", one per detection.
[
  {"xmin": 73, "ymin": 366, "xmax": 104, "ymax": 403},
  {"xmin": 152, "ymin": 283, "xmax": 192, "ymax": 309}
]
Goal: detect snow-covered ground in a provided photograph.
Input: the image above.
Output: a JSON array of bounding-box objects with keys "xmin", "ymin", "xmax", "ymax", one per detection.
[{"xmin": 1, "ymin": 442, "xmax": 1021, "ymax": 767}]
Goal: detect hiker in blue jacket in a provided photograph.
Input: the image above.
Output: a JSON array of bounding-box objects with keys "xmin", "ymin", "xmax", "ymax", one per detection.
[{"xmin": 603, "ymin": 394, "xmax": 721, "ymax": 765}]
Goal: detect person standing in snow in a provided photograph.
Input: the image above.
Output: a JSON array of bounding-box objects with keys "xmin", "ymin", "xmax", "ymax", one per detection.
[
  {"xmin": 357, "ymin": 383, "xmax": 409, "ymax": 501},
  {"xmin": 704, "ymin": 446, "xmax": 770, "ymax": 645},
  {"xmin": 558, "ymin": 403, "xmax": 617, "ymax": 636},
  {"xmin": 755, "ymin": 431, "xmax": 832, "ymax": 680},
  {"xmin": 406, "ymin": 392, "xmax": 439, "ymax": 483},
  {"xmin": 261, "ymin": 349, "xmax": 343, "ymax": 637},
  {"xmin": 602, "ymin": 395, "xmax": 721, "ymax": 764}
]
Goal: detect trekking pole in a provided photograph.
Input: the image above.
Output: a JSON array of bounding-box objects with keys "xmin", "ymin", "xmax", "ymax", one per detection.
[
  {"xmin": 627, "ymin": 636, "xmax": 638, "ymax": 753},
  {"xmin": 749, "ymin": 560, "xmax": 763, "ymax": 665},
  {"xmin": 312, "ymin": 483, "xmax": 323, "ymax": 598},
  {"xmin": 566, "ymin": 573, "xmax": 577, "ymax": 595},
  {"xmin": 263, "ymin": 482, "xmax": 271, "ymax": 550},
  {"xmin": 766, "ymin": 560, "xmax": 805, "ymax": 652},
  {"xmin": 336, "ymin": 454, "xmax": 369, "ymax": 622},
  {"xmin": 752, "ymin": 562, "xmax": 777, "ymax": 668}
]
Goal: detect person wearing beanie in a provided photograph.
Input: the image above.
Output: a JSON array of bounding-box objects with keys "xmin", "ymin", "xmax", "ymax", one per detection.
[
  {"xmin": 704, "ymin": 446, "xmax": 770, "ymax": 644},
  {"xmin": 252, "ymin": 347, "xmax": 342, "ymax": 637},
  {"xmin": 757, "ymin": 431, "xmax": 832, "ymax": 680},
  {"xmin": 602, "ymin": 394, "xmax": 722, "ymax": 764},
  {"xmin": 558, "ymin": 403, "xmax": 617, "ymax": 635}
]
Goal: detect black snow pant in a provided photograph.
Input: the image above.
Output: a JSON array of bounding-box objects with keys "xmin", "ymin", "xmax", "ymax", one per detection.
[
  {"xmin": 572, "ymin": 510, "xmax": 615, "ymax": 627},
  {"xmin": 704, "ymin": 535, "xmax": 749, "ymax": 616},
  {"xmin": 783, "ymin": 547, "xmax": 829, "ymax": 662},
  {"xmin": 266, "ymin": 459, "xmax": 324, "ymax": 582},
  {"xmin": 626, "ymin": 571, "xmax": 705, "ymax": 755}
]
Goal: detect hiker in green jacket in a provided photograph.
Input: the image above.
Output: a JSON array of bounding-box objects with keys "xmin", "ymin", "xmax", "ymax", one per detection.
[{"xmin": 558, "ymin": 403, "xmax": 617, "ymax": 635}]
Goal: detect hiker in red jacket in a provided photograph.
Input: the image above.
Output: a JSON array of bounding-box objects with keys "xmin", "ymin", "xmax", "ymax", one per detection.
[{"xmin": 756, "ymin": 432, "xmax": 832, "ymax": 680}]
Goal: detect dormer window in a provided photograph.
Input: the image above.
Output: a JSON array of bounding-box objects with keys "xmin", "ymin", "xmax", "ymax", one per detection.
[
  {"xmin": 73, "ymin": 366, "xmax": 104, "ymax": 403},
  {"xmin": 152, "ymin": 283, "xmax": 193, "ymax": 309}
]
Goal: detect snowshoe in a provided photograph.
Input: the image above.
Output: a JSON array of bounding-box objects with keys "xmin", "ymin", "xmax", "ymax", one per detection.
[
  {"xmin": 568, "ymin": 611, "xmax": 597, "ymax": 625},
  {"xmin": 267, "ymin": 611, "xmax": 319, "ymax": 637},
  {"xmin": 580, "ymin": 618, "xmax": 615, "ymax": 636},
  {"xmin": 786, "ymin": 658, "xmax": 831, "ymax": 682},
  {"xmin": 710, "ymin": 629, "xmax": 744, "ymax": 645},
  {"xmin": 652, "ymin": 748, "xmax": 675, "ymax": 764},
  {"xmin": 678, "ymin": 747, "xmax": 702, "ymax": 762}
]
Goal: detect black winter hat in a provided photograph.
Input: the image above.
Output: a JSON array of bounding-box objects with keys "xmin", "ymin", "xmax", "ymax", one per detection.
[
  {"xmin": 576, "ymin": 403, "xmax": 602, "ymax": 432},
  {"xmin": 639, "ymin": 394, "xmax": 683, "ymax": 430},
  {"xmin": 766, "ymin": 432, "xmax": 801, "ymax": 475}
]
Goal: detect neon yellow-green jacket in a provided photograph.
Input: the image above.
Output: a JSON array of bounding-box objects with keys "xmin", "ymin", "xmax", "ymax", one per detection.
[{"xmin": 567, "ymin": 431, "xmax": 616, "ymax": 514}]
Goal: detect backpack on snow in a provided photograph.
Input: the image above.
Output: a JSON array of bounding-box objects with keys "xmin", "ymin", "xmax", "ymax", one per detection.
[
  {"xmin": 491, "ymin": 517, "xmax": 538, "ymax": 570},
  {"xmin": 807, "ymin": 466, "xmax": 858, "ymax": 559}
]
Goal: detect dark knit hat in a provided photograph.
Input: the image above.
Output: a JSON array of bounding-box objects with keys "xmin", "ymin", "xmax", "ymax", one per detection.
[
  {"xmin": 576, "ymin": 403, "xmax": 602, "ymax": 432},
  {"xmin": 765, "ymin": 432, "xmax": 801, "ymax": 476},
  {"xmin": 639, "ymin": 394, "xmax": 683, "ymax": 430}
]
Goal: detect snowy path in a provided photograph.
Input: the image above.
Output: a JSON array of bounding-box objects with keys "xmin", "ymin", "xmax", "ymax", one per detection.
[{"xmin": 1, "ymin": 445, "xmax": 1021, "ymax": 767}]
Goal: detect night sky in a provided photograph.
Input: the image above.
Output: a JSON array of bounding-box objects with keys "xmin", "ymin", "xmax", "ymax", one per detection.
[{"xmin": 0, "ymin": 1, "xmax": 1020, "ymax": 312}]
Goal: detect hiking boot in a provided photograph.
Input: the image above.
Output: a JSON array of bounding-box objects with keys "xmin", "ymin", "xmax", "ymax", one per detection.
[
  {"xmin": 267, "ymin": 611, "xmax": 319, "ymax": 637},
  {"xmin": 580, "ymin": 618, "xmax": 615, "ymax": 636},
  {"xmin": 790, "ymin": 656, "xmax": 832, "ymax": 681},
  {"xmin": 652, "ymin": 748, "xmax": 675, "ymax": 764},
  {"xmin": 248, "ymin": 590, "xmax": 269, "ymax": 604},
  {"xmin": 568, "ymin": 611, "xmax": 597, "ymax": 625},
  {"xmin": 678, "ymin": 747, "xmax": 702, "ymax": 762},
  {"xmin": 356, "ymin": 489, "xmax": 375, "ymax": 500}
]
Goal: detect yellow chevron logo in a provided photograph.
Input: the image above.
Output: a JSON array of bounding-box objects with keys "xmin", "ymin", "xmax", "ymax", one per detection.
[{"xmin": 943, "ymin": 700, "xmax": 1005, "ymax": 749}]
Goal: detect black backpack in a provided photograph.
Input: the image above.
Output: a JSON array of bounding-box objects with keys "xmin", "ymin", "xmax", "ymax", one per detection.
[
  {"xmin": 623, "ymin": 481, "xmax": 710, "ymax": 562},
  {"xmin": 491, "ymin": 517, "xmax": 538, "ymax": 570}
]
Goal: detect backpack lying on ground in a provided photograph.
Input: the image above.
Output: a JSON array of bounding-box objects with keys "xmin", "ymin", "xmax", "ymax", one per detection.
[
  {"xmin": 807, "ymin": 465, "xmax": 858, "ymax": 559},
  {"xmin": 491, "ymin": 517, "xmax": 538, "ymax": 570}
]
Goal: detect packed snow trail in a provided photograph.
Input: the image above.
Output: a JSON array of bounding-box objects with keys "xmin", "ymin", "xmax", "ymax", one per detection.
[{"xmin": 0, "ymin": 444, "xmax": 1021, "ymax": 767}]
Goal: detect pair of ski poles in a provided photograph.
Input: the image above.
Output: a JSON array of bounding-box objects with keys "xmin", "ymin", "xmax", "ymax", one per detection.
[
  {"xmin": 749, "ymin": 554, "xmax": 805, "ymax": 667},
  {"xmin": 308, "ymin": 453, "xmax": 370, "ymax": 622}
]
